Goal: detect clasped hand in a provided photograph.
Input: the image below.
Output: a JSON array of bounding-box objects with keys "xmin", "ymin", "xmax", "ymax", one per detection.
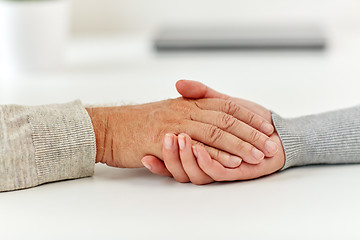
[
  {"xmin": 86, "ymin": 80, "xmax": 284, "ymax": 184},
  {"xmin": 141, "ymin": 80, "xmax": 286, "ymax": 184}
]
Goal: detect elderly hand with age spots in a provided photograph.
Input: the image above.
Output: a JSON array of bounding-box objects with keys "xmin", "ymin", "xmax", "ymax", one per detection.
[
  {"xmin": 141, "ymin": 80, "xmax": 285, "ymax": 185},
  {"xmin": 86, "ymin": 89, "xmax": 278, "ymax": 171}
]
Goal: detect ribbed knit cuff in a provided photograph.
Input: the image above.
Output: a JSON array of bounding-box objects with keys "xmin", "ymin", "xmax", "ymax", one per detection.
[
  {"xmin": 272, "ymin": 113, "xmax": 306, "ymax": 170},
  {"xmin": 29, "ymin": 100, "xmax": 96, "ymax": 185},
  {"xmin": 272, "ymin": 105, "xmax": 360, "ymax": 170}
]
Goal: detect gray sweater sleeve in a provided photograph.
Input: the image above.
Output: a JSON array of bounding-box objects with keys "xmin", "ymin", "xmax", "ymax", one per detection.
[
  {"xmin": 0, "ymin": 100, "xmax": 96, "ymax": 192},
  {"xmin": 272, "ymin": 105, "xmax": 360, "ymax": 170}
]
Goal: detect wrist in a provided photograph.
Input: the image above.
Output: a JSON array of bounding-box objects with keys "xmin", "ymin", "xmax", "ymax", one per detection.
[
  {"xmin": 272, "ymin": 112, "xmax": 304, "ymax": 170},
  {"xmin": 86, "ymin": 107, "xmax": 107, "ymax": 164}
]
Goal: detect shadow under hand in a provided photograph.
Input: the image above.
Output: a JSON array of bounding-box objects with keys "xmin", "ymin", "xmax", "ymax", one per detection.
[{"xmin": 94, "ymin": 164, "xmax": 155, "ymax": 181}]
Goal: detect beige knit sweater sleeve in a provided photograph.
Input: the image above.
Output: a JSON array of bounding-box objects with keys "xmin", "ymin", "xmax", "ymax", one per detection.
[{"xmin": 0, "ymin": 100, "xmax": 96, "ymax": 192}]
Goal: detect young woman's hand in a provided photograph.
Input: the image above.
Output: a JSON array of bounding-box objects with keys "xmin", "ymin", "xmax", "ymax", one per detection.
[{"xmin": 143, "ymin": 131, "xmax": 284, "ymax": 184}]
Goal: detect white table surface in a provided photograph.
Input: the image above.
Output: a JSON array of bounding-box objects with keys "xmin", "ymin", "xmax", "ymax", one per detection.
[{"xmin": 1, "ymin": 30, "xmax": 360, "ymax": 240}]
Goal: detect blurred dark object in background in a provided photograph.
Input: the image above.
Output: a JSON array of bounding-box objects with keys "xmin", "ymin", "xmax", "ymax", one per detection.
[{"xmin": 154, "ymin": 24, "xmax": 326, "ymax": 51}]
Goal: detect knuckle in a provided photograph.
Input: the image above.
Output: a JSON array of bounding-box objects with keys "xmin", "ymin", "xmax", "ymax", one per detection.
[
  {"xmin": 249, "ymin": 129, "xmax": 262, "ymax": 145},
  {"xmin": 173, "ymin": 121, "xmax": 184, "ymax": 135},
  {"xmin": 235, "ymin": 140, "xmax": 246, "ymax": 152},
  {"xmin": 219, "ymin": 113, "xmax": 237, "ymax": 130},
  {"xmin": 193, "ymin": 140, "xmax": 205, "ymax": 148},
  {"xmin": 170, "ymin": 98, "xmax": 194, "ymax": 113},
  {"xmin": 212, "ymin": 148, "xmax": 221, "ymax": 161},
  {"xmin": 207, "ymin": 126, "xmax": 223, "ymax": 144},
  {"xmin": 222, "ymin": 100, "xmax": 241, "ymax": 116},
  {"xmin": 193, "ymin": 100, "xmax": 202, "ymax": 109},
  {"xmin": 247, "ymin": 111, "xmax": 257, "ymax": 126},
  {"xmin": 155, "ymin": 129, "xmax": 167, "ymax": 145}
]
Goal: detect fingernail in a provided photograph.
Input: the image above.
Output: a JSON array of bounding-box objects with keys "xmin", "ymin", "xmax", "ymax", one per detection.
[
  {"xmin": 261, "ymin": 122, "xmax": 274, "ymax": 135},
  {"xmin": 142, "ymin": 160, "xmax": 152, "ymax": 170},
  {"xmin": 265, "ymin": 139, "xmax": 278, "ymax": 154},
  {"xmin": 178, "ymin": 134, "xmax": 185, "ymax": 150},
  {"xmin": 192, "ymin": 146, "xmax": 198, "ymax": 158},
  {"xmin": 164, "ymin": 133, "xmax": 173, "ymax": 150},
  {"xmin": 230, "ymin": 155, "xmax": 242, "ymax": 165},
  {"xmin": 252, "ymin": 148, "xmax": 265, "ymax": 161}
]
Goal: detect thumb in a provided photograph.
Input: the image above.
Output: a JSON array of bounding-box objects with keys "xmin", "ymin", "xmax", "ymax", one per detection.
[
  {"xmin": 141, "ymin": 156, "xmax": 173, "ymax": 177},
  {"xmin": 176, "ymin": 80, "xmax": 230, "ymax": 99}
]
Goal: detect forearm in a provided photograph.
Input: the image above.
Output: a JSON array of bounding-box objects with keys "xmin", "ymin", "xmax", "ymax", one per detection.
[
  {"xmin": 0, "ymin": 100, "xmax": 96, "ymax": 192},
  {"xmin": 272, "ymin": 105, "xmax": 360, "ymax": 170}
]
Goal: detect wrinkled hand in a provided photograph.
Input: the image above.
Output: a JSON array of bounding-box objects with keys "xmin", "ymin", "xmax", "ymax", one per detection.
[
  {"xmin": 86, "ymin": 96, "xmax": 277, "ymax": 169},
  {"xmin": 142, "ymin": 80, "xmax": 285, "ymax": 184}
]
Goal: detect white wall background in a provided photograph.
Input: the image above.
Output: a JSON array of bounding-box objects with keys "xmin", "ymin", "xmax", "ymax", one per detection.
[{"xmin": 70, "ymin": 0, "xmax": 360, "ymax": 34}]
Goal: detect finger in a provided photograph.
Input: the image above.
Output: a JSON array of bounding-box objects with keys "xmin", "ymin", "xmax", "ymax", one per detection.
[
  {"xmin": 194, "ymin": 98, "xmax": 274, "ymax": 135},
  {"xmin": 183, "ymin": 120, "xmax": 265, "ymax": 164},
  {"xmin": 194, "ymin": 144, "xmax": 228, "ymax": 181},
  {"xmin": 162, "ymin": 133, "xmax": 190, "ymax": 183},
  {"xmin": 195, "ymin": 145, "xmax": 250, "ymax": 182},
  {"xmin": 178, "ymin": 134, "xmax": 214, "ymax": 185},
  {"xmin": 191, "ymin": 110, "xmax": 278, "ymax": 157},
  {"xmin": 196, "ymin": 145, "xmax": 279, "ymax": 181},
  {"xmin": 141, "ymin": 156, "xmax": 173, "ymax": 177},
  {"xmin": 176, "ymin": 80, "xmax": 272, "ymax": 122},
  {"xmin": 176, "ymin": 80, "xmax": 230, "ymax": 99},
  {"xmin": 192, "ymin": 140, "xmax": 242, "ymax": 168}
]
